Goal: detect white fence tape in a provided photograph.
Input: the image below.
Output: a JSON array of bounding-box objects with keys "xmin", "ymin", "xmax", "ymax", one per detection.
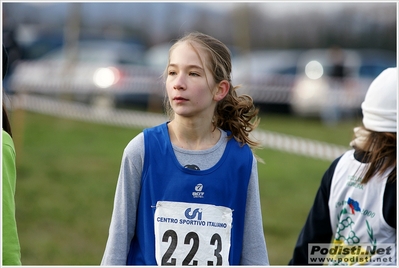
[
  {"xmin": 9, "ymin": 94, "xmax": 167, "ymax": 129},
  {"xmin": 251, "ymin": 129, "xmax": 348, "ymax": 161},
  {"xmin": 8, "ymin": 94, "xmax": 349, "ymax": 161}
]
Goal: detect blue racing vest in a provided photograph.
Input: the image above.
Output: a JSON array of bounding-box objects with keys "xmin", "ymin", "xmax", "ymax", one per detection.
[{"xmin": 127, "ymin": 122, "xmax": 253, "ymax": 265}]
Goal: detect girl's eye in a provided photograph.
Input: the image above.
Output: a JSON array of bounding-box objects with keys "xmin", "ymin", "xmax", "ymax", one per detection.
[
  {"xmin": 189, "ymin": 72, "xmax": 200, "ymax": 77},
  {"xmin": 168, "ymin": 71, "xmax": 176, "ymax": 76}
]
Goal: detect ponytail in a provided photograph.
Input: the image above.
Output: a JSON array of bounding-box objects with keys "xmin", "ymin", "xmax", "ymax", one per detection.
[{"xmin": 214, "ymin": 83, "xmax": 260, "ymax": 150}]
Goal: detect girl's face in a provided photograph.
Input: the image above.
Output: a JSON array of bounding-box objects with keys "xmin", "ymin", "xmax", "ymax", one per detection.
[{"xmin": 166, "ymin": 41, "xmax": 218, "ymax": 120}]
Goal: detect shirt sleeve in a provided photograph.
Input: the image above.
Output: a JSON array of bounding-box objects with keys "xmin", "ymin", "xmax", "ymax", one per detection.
[
  {"xmin": 288, "ymin": 156, "xmax": 342, "ymax": 265},
  {"xmin": 2, "ymin": 130, "xmax": 22, "ymax": 265},
  {"xmin": 101, "ymin": 133, "xmax": 145, "ymax": 265},
  {"xmin": 240, "ymin": 155, "xmax": 270, "ymax": 265}
]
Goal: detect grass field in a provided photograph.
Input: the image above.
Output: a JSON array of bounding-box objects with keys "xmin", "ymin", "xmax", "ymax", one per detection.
[{"xmin": 11, "ymin": 109, "xmax": 362, "ymax": 265}]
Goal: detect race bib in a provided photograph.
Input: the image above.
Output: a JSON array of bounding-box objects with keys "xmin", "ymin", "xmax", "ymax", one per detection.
[{"xmin": 154, "ymin": 201, "xmax": 233, "ymax": 266}]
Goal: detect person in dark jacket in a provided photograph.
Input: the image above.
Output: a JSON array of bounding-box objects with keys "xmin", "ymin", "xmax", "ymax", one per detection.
[{"xmin": 289, "ymin": 67, "xmax": 397, "ymax": 266}]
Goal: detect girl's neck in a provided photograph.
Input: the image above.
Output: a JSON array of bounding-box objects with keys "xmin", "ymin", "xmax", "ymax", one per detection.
[{"xmin": 168, "ymin": 118, "xmax": 220, "ymax": 150}]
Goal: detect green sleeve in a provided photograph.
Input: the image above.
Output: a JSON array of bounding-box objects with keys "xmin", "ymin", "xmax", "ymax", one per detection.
[{"xmin": 2, "ymin": 130, "xmax": 22, "ymax": 265}]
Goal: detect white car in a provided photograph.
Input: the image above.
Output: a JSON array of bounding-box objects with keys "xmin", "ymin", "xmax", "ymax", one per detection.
[
  {"xmin": 290, "ymin": 48, "xmax": 396, "ymax": 119},
  {"xmin": 8, "ymin": 40, "xmax": 163, "ymax": 107}
]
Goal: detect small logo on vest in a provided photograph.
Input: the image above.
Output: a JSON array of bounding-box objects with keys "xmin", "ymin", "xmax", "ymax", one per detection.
[
  {"xmin": 192, "ymin": 183, "xmax": 204, "ymax": 198},
  {"xmin": 347, "ymin": 197, "xmax": 361, "ymax": 214}
]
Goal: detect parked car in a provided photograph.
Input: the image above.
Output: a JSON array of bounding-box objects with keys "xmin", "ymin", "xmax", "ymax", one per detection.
[
  {"xmin": 8, "ymin": 40, "xmax": 164, "ymax": 108},
  {"xmin": 290, "ymin": 48, "xmax": 396, "ymax": 120},
  {"xmin": 231, "ymin": 49, "xmax": 303, "ymax": 112}
]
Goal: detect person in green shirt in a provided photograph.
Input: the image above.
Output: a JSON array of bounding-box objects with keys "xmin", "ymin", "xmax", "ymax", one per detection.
[{"xmin": 2, "ymin": 45, "xmax": 21, "ymax": 265}]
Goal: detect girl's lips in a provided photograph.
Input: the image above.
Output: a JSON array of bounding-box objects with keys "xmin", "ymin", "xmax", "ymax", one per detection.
[{"xmin": 173, "ymin": 97, "xmax": 189, "ymax": 101}]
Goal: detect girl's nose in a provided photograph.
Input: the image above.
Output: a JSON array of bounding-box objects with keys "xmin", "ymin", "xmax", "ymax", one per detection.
[{"xmin": 173, "ymin": 74, "xmax": 186, "ymax": 90}]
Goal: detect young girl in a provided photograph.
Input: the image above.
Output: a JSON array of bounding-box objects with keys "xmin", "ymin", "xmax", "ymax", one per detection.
[
  {"xmin": 101, "ymin": 32, "xmax": 269, "ymax": 266},
  {"xmin": 289, "ymin": 67, "xmax": 397, "ymax": 265}
]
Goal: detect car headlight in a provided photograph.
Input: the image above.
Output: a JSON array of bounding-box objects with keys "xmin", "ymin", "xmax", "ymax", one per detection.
[
  {"xmin": 305, "ymin": 60, "xmax": 324, "ymax": 80},
  {"xmin": 93, "ymin": 67, "xmax": 120, "ymax": 88}
]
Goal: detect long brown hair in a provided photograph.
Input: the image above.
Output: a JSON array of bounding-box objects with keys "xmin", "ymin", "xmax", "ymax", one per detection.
[
  {"xmin": 3, "ymin": 45, "xmax": 12, "ymax": 137},
  {"xmin": 163, "ymin": 32, "xmax": 261, "ymax": 151},
  {"xmin": 354, "ymin": 126, "xmax": 396, "ymax": 183},
  {"xmin": 3, "ymin": 104, "xmax": 12, "ymax": 137}
]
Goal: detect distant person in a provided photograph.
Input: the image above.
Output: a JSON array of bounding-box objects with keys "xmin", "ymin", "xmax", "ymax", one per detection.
[
  {"xmin": 289, "ymin": 67, "xmax": 397, "ymax": 265},
  {"xmin": 322, "ymin": 45, "xmax": 347, "ymax": 126},
  {"xmin": 2, "ymin": 45, "xmax": 22, "ymax": 265},
  {"xmin": 329, "ymin": 45, "xmax": 346, "ymax": 79},
  {"xmin": 101, "ymin": 32, "xmax": 269, "ymax": 265}
]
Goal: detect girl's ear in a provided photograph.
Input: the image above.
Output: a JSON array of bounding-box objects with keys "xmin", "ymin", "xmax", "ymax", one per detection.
[{"xmin": 214, "ymin": 80, "xmax": 229, "ymax": 101}]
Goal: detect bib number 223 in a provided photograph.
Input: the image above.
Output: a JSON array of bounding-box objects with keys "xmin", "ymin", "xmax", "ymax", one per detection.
[
  {"xmin": 154, "ymin": 201, "xmax": 232, "ymax": 266},
  {"xmin": 161, "ymin": 229, "xmax": 223, "ymax": 266}
]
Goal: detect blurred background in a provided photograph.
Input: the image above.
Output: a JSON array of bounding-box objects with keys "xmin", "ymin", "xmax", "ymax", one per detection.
[{"xmin": 2, "ymin": 1, "xmax": 397, "ymax": 265}]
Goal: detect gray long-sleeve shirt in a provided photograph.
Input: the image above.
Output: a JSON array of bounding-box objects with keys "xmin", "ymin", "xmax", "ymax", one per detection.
[{"xmin": 101, "ymin": 129, "xmax": 269, "ymax": 265}]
